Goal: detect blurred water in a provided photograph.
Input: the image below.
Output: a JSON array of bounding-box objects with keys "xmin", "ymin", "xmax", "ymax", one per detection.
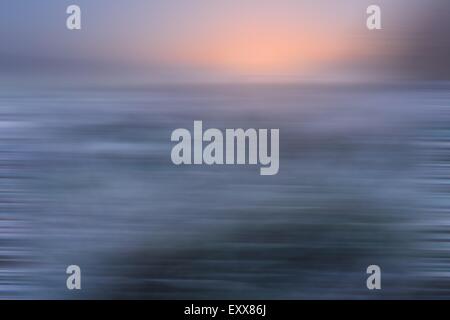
[{"xmin": 0, "ymin": 83, "xmax": 449, "ymax": 299}]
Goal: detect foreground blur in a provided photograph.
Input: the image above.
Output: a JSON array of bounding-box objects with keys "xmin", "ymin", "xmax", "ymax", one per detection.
[{"xmin": 0, "ymin": 82, "xmax": 449, "ymax": 298}]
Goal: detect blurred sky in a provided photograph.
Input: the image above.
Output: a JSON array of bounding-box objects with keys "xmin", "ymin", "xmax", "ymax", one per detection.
[{"xmin": 0, "ymin": 0, "xmax": 449, "ymax": 83}]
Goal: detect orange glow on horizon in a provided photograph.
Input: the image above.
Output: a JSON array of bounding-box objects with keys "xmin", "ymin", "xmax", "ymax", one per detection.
[
  {"xmin": 131, "ymin": 18, "xmax": 361, "ymax": 78},
  {"xmin": 157, "ymin": 28, "xmax": 354, "ymax": 76}
]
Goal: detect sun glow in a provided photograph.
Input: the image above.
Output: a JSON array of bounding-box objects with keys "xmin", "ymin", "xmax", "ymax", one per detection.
[{"xmin": 155, "ymin": 24, "xmax": 353, "ymax": 76}]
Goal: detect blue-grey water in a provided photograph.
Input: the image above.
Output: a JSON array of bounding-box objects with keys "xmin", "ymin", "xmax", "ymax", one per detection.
[{"xmin": 1, "ymin": 83, "xmax": 449, "ymax": 299}]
